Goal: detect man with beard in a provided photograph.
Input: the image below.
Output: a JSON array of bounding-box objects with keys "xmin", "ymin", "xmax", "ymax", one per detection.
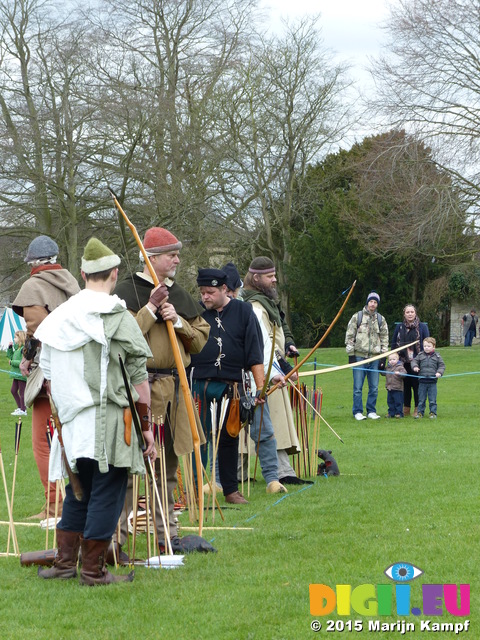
[
  {"xmin": 115, "ymin": 227, "xmax": 211, "ymax": 554},
  {"xmin": 240, "ymin": 257, "xmax": 311, "ymax": 486},
  {"xmin": 190, "ymin": 268, "xmax": 285, "ymax": 502}
]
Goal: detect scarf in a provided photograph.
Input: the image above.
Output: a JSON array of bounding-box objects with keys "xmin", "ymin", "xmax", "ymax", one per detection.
[
  {"xmin": 396, "ymin": 315, "xmax": 421, "ymax": 356},
  {"xmin": 30, "ymin": 264, "xmax": 63, "ymax": 276}
]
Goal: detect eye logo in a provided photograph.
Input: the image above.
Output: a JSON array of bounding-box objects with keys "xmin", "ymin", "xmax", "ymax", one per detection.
[{"xmin": 384, "ymin": 562, "xmax": 424, "ymax": 582}]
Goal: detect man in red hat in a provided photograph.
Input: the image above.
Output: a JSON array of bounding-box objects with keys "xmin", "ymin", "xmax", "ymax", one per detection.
[{"xmin": 115, "ymin": 227, "xmax": 210, "ymax": 553}]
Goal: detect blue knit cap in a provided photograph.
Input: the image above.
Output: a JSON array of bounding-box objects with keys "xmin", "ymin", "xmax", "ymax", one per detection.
[{"xmin": 366, "ymin": 291, "xmax": 380, "ymax": 305}]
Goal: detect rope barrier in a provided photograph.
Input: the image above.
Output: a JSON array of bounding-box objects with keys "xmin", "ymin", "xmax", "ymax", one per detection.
[
  {"xmin": 0, "ymin": 364, "xmax": 479, "ymax": 380},
  {"xmin": 299, "ymin": 361, "xmax": 480, "ymax": 380},
  {"xmin": 207, "ymin": 484, "xmax": 314, "ymax": 544}
]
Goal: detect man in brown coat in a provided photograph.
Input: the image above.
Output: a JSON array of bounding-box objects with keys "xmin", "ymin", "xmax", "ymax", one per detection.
[
  {"xmin": 12, "ymin": 235, "xmax": 80, "ymax": 519},
  {"xmin": 115, "ymin": 227, "xmax": 210, "ymax": 552}
]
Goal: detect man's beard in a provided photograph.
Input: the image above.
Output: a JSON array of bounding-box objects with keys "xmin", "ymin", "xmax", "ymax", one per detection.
[{"xmin": 256, "ymin": 280, "xmax": 278, "ymax": 301}]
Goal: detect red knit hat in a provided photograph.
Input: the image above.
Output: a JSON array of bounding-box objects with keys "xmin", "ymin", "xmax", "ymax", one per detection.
[{"xmin": 143, "ymin": 227, "xmax": 182, "ymax": 255}]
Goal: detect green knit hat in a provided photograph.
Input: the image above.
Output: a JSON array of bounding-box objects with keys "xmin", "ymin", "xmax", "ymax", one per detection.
[{"xmin": 81, "ymin": 237, "xmax": 121, "ymax": 274}]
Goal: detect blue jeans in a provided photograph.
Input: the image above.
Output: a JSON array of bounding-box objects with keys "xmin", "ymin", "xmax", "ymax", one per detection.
[
  {"xmin": 192, "ymin": 379, "xmax": 227, "ymax": 474},
  {"xmin": 249, "ymin": 401, "xmax": 280, "ymax": 485},
  {"xmin": 464, "ymin": 329, "xmax": 475, "ymax": 347},
  {"xmin": 352, "ymin": 357, "xmax": 380, "ymax": 415},
  {"xmin": 418, "ymin": 382, "xmax": 438, "ymax": 415}
]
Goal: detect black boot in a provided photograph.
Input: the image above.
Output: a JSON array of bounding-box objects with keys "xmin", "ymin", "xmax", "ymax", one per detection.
[{"xmin": 38, "ymin": 529, "xmax": 81, "ymax": 580}]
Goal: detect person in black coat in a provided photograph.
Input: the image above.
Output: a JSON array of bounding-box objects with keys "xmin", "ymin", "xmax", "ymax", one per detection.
[{"xmin": 391, "ymin": 304, "xmax": 429, "ymax": 417}]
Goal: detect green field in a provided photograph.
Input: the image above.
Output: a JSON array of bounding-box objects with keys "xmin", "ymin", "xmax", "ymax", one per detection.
[{"xmin": 0, "ymin": 345, "xmax": 477, "ymax": 640}]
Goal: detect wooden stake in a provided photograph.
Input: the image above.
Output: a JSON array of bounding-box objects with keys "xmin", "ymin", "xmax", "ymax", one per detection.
[
  {"xmin": 0, "ymin": 435, "xmax": 19, "ymax": 556},
  {"xmin": 7, "ymin": 418, "xmax": 21, "ymax": 554}
]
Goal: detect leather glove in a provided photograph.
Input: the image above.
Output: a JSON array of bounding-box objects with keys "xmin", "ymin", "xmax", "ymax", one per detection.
[
  {"xmin": 378, "ymin": 358, "xmax": 386, "ymax": 371},
  {"xmin": 348, "ymin": 355, "xmax": 356, "ymax": 364},
  {"xmin": 149, "ymin": 284, "xmax": 168, "ymax": 309},
  {"xmin": 285, "ymin": 342, "xmax": 299, "ymax": 357},
  {"xmin": 23, "ymin": 337, "xmax": 40, "ymax": 360}
]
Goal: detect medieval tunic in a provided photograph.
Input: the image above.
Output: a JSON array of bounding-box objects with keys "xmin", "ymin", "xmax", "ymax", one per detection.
[
  {"xmin": 115, "ymin": 272, "xmax": 209, "ymax": 456},
  {"xmin": 190, "ymin": 299, "xmax": 264, "ymax": 495},
  {"xmin": 190, "ymin": 299, "xmax": 263, "ymax": 382},
  {"xmin": 13, "ymin": 266, "xmax": 81, "ymax": 336},
  {"xmin": 240, "ymin": 289, "xmax": 301, "ymax": 455},
  {"xmin": 12, "ymin": 264, "xmax": 80, "ymax": 504},
  {"xmin": 36, "ymin": 289, "xmax": 152, "ymax": 479},
  {"xmin": 114, "ymin": 272, "xmax": 209, "ymax": 541}
]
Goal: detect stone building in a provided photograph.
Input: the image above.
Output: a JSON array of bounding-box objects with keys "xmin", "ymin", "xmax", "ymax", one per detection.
[{"xmin": 450, "ymin": 300, "xmax": 479, "ymax": 345}]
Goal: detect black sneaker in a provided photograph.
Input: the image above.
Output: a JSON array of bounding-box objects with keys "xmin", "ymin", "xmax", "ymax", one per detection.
[{"xmin": 279, "ymin": 476, "xmax": 314, "ymax": 485}]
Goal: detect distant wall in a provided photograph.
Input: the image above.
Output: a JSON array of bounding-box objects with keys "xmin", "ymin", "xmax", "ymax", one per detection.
[{"xmin": 450, "ymin": 300, "xmax": 479, "ymax": 345}]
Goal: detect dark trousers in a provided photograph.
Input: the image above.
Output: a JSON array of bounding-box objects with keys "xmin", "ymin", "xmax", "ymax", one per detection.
[
  {"xmin": 10, "ymin": 379, "xmax": 26, "ymax": 411},
  {"xmin": 59, "ymin": 459, "xmax": 128, "ymax": 540},
  {"xmin": 192, "ymin": 379, "xmax": 240, "ymax": 496},
  {"xmin": 387, "ymin": 390, "xmax": 404, "ymax": 417},
  {"xmin": 403, "ymin": 362, "xmax": 419, "ymax": 408}
]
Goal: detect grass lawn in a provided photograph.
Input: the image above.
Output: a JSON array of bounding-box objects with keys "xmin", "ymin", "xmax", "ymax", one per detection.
[{"xmin": 0, "ymin": 345, "xmax": 477, "ymax": 640}]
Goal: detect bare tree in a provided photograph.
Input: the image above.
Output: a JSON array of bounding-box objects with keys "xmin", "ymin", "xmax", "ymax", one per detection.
[
  {"xmin": 217, "ymin": 16, "xmax": 352, "ymax": 314},
  {"xmin": 337, "ymin": 130, "xmax": 475, "ymax": 298},
  {"xmin": 0, "ymin": 0, "xmax": 106, "ymax": 276},
  {"xmin": 86, "ymin": 0, "xmax": 259, "ymax": 276},
  {"xmin": 370, "ymin": 0, "xmax": 480, "ymax": 231}
]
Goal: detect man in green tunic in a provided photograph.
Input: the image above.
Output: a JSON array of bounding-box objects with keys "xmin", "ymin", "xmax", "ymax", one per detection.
[{"xmin": 35, "ymin": 238, "xmax": 156, "ymax": 585}]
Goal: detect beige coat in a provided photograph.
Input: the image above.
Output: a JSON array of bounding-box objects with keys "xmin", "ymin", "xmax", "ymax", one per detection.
[
  {"xmin": 251, "ymin": 301, "xmax": 300, "ymax": 455},
  {"xmin": 135, "ymin": 306, "xmax": 208, "ymax": 456}
]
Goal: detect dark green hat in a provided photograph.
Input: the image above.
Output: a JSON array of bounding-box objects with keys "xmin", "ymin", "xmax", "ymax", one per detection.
[{"xmin": 81, "ymin": 238, "xmax": 120, "ymax": 274}]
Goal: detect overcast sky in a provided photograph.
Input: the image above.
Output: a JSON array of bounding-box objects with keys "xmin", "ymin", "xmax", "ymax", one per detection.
[{"xmin": 258, "ymin": 0, "xmax": 391, "ymax": 86}]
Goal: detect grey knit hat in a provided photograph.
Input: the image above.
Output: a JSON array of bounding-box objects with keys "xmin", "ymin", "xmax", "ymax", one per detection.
[{"xmin": 24, "ymin": 236, "xmax": 59, "ymax": 263}]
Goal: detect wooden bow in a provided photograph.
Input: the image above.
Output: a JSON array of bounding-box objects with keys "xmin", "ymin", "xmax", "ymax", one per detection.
[
  {"xmin": 297, "ymin": 341, "xmax": 418, "ymax": 378},
  {"xmin": 267, "ymin": 280, "xmax": 356, "ymax": 396},
  {"xmin": 109, "ymin": 190, "xmax": 204, "ymax": 536}
]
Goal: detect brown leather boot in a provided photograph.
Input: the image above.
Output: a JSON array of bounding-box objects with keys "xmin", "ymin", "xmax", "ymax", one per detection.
[
  {"xmin": 403, "ymin": 406, "xmax": 410, "ymax": 416},
  {"xmin": 21, "ymin": 548, "xmax": 57, "ymax": 567},
  {"xmin": 413, "ymin": 407, "xmax": 419, "ymax": 418},
  {"xmin": 38, "ymin": 529, "xmax": 81, "ymax": 579},
  {"xmin": 79, "ymin": 537, "xmax": 134, "ymax": 586}
]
